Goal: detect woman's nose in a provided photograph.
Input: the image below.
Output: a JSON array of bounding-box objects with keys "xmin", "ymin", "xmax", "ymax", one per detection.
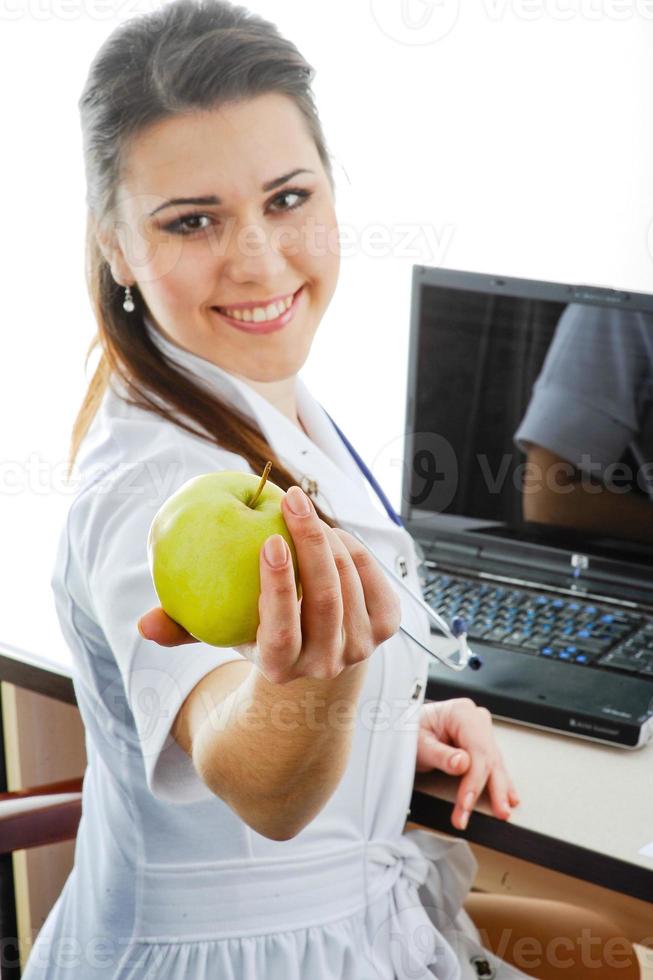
[{"xmin": 219, "ymin": 215, "xmax": 289, "ymax": 284}]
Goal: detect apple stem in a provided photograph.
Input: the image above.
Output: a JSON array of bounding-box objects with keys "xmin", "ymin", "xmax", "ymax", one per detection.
[{"xmin": 248, "ymin": 461, "xmax": 272, "ymax": 508}]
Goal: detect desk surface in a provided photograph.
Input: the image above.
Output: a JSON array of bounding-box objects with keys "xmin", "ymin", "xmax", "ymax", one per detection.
[
  {"xmin": 0, "ymin": 641, "xmax": 75, "ymax": 705},
  {"xmin": 2, "ymin": 640, "xmax": 652, "ymax": 902}
]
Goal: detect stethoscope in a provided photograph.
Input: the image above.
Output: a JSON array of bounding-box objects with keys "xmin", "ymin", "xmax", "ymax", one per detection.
[{"xmin": 322, "ymin": 412, "xmax": 482, "ymax": 672}]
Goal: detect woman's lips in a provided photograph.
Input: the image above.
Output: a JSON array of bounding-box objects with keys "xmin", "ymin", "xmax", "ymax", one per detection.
[{"xmin": 212, "ymin": 285, "xmax": 304, "ymax": 335}]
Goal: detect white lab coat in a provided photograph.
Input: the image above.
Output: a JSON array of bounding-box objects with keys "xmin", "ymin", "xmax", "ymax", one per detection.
[{"xmin": 22, "ymin": 318, "xmax": 532, "ymax": 980}]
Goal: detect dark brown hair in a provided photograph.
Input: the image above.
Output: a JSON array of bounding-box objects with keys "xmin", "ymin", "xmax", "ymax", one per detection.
[{"xmin": 72, "ymin": 0, "xmax": 340, "ymax": 527}]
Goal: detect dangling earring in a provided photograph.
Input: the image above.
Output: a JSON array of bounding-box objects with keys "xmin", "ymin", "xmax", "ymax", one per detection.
[{"xmin": 123, "ymin": 285, "xmax": 135, "ymax": 313}]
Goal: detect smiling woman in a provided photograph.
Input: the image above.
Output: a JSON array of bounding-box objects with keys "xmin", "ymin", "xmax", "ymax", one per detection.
[
  {"xmin": 68, "ymin": 2, "xmax": 341, "ymax": 517},
  {"xmin": 26, "ymin": 2, "xmax": 641, "ymax": 980},
  {"xmin": 96, "ymin": 93, "xmax": 339, "ymax": 395}
]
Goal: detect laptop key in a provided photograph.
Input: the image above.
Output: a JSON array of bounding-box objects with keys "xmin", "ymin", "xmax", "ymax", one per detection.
[
  {"xmin": 522, "ymin": 637, "xmax": 546, "ymax": 651},
  {"xmin": 612, "ymin": 613, "xmax": 642, "ymax": 626},
  {"xmin": 597, "ymin": 653, "xmax": 643, "ymax": 674},
  {"xmin": 485, "ymin": 627, "xmax": 512, "ymax": 642},
  {"xmin": 504, "ymin": 631, "xmax": 529, "ymax": 646},
  {"xmin": 540, "ymin": 644, "xmax": 561, "ymax": 657},
  {"xmin": 468, "ymin": 626, "xmax": 491, "ymax": 640},
  {"xmin": 567, "ymin": 638, "xmax": 610, "ymax": 655}
]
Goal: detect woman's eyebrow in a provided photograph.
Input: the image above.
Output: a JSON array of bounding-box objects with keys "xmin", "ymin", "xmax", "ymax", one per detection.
[{"xmin": 148, "ymin": 168, "xmax": 315, "ymax": 216}]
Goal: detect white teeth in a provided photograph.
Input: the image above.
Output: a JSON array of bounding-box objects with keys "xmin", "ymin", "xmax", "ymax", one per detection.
[
  {"xmin": 252, "ymin": 306, "xmax": 267, "ymax": 323},
  {"xmin": 220, "ymin": 291, "xmax": 296, "ymax": 322}
]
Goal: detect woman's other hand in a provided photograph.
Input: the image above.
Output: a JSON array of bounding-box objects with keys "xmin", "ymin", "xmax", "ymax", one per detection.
[{"xmin": 415, "ymin": 697, "xmax": 521, "ymax": 831}]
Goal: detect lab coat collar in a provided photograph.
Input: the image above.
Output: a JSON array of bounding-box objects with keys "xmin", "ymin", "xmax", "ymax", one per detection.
[{"xmin": 141, "ymin": 314, "xmax": 400, "ymax": 537}]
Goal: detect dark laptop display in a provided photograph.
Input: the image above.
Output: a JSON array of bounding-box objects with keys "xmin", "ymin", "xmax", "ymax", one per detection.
[{"xmin": 402, "ymin": 266, "xmax": 653, "ymax": 747}]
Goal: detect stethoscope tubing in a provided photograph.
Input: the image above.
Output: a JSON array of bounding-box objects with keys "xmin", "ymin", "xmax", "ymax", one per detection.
[
  {"xmin": 323, "ymin": 411, "xmax": 481, "ymax": 672},
  {"xmin": 342, "ymin": 525, "xmax": 474, "ymax": 672}
]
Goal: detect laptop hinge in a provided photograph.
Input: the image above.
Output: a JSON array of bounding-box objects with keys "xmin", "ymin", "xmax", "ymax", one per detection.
[
  {"xmin": 428, "ymin": 540, "xmax": 481, "ymax": 563},
  {"xmin": 421, "ymin": 538, "xmax": 653, "ymax": 611},
  {"xmin": 480, "ymin": 544, "xmax": 570, "ymax": 577}
]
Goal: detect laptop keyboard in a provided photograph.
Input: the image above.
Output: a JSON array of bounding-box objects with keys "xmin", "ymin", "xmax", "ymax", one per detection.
[{"xmin": 423, "ymin": 570, "xmax": 653, "ymax": 678}]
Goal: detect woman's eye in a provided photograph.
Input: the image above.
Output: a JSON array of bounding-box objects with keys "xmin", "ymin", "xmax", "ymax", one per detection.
[
  {"xmin": 268, "ymin": 188, "xmax": 311, "ymax": 212},
  {"xmin": 162, "ymin": 189, "xmax": 311, "ymax": 236},
  {"xmin": 163, "ymin": 214, "xmax": 213, "ymax": 236}
]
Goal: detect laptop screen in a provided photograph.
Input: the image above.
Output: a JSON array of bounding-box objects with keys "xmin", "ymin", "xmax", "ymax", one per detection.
[{"xmin": 403, "ymin": 267, "xmax": 653, "ymax": 563}]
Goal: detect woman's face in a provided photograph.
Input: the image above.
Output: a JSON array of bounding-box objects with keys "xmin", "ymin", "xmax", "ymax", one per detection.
[{"xmin": 101, "ymin": 93, "xmax": 340, "ymax": 382}]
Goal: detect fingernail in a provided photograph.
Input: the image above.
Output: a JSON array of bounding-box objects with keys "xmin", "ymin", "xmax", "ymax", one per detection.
[
  {"xmin": 137, "ymin": 620, "xmax": 147, "ymax": 639},
  {"xmin": 463, "ymin": 790, "xmax": 474, "ymax": 810},
  {"xmin": 287, "ymin": 486, "xmax": 311, "ymax": 516},
  {"xmin": 450, "ymin": 752, "xmax": 463, "ymax": 770},
  {"xmin": 460, "ymin": 810, "xmax": 469, "ymax": 830},
  {"xmin": 264, "ymin": 535, "xmax": 289, "ymax": 568}
]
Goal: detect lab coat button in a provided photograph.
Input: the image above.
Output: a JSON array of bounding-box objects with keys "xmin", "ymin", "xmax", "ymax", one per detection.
[
  {"xmin": 300, "ymin": 476, "xmax": 319, "ymax": 498},
  {"xmin": 470, "ymin": 956, "xmax": 496, "ymax": 978},
  {"xmin": 395, "ymin": 555, "xmax": 409, "ymax": 579}
]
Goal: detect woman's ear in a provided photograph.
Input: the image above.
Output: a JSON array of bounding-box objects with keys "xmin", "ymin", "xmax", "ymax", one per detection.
[{"xmin": 92, "ymin": 215, "xmax": 133, "ymax": 286}]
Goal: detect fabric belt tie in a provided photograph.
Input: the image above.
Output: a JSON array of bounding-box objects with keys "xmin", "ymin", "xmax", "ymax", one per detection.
[{"xmin": 364, "ymin": 828, "xmax": 483, "ymax": 980}]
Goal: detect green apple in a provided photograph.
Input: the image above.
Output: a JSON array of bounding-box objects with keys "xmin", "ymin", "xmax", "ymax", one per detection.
[{"xmin": 147, "ymin": 463, "xmax": 301, "ymax": 647}]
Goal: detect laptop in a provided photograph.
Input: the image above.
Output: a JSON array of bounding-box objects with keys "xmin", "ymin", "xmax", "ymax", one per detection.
[{"xmin": 401, "ymin": 266, "xmax": 653, "ymax": 749}]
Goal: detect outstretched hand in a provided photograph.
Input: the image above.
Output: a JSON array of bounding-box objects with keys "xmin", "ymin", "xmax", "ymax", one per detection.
[{"xmin": 136, "ymin": 485, "xmax": 401, "ymax": 686}]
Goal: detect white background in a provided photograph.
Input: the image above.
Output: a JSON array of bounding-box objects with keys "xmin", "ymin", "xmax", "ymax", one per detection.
[{"xmin": 1, "ymin": 0, "xmax": 652, "ymax": 666}]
